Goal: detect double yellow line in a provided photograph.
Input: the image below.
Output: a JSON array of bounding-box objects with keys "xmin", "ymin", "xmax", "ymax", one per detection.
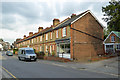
[{"xmin": 2, "ymin": 66, "xmax": 19, "ymax": 80}]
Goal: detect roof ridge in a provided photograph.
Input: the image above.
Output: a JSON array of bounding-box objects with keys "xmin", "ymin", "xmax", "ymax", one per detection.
[
  {"xmin": 16, "ymin": 10, "xmax": 95, "ymax": 44},
  {"xmin": 54, "ymin": 17, "xmax": 70, "ymax": 27}
]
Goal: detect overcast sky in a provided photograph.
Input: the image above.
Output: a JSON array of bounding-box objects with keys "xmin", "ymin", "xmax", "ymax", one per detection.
[{"xmin": 0, "ymin": 0, "xmax": 110, "ymax": 44}]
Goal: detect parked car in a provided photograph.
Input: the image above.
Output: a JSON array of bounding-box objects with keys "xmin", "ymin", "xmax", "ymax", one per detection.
[
  {"xmin": 18, "ymin": 47, "xmax": 37, "ymax": 61},
  {"xmin": 6, "ymin": 51, "xmax": 13, "ymax": 56}
]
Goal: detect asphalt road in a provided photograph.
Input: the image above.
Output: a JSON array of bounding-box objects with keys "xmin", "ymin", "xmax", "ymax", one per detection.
[{"xmin": 0, "ymin": 51, "xmax": 118, "ymax": 79}]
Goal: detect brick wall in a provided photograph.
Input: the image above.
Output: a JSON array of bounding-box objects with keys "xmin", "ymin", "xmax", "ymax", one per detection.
[
  {"xmin": 71, "ymin": 12, "xmax": 104, "ymax": 61},
  {"xmin": 105, "ymin": 33, "xmax": 120, "ymax": 43}
]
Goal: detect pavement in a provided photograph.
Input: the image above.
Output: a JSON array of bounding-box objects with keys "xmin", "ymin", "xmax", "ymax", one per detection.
[{"xmin": 36, "ymin": 56, "xmax": 119, "ymax": 77}]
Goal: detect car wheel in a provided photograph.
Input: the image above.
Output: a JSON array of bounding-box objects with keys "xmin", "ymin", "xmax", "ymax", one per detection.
[
  {"xmin": 24, "ymin": 58, "xmax": 27, "ymax": 61},
  {"xmin": 34, "ymin": 59, "xmax": 37, "ymax": 61},
  {"xmin": 18, "ymin": 57, "xmax": 21, "ymax": 60}
]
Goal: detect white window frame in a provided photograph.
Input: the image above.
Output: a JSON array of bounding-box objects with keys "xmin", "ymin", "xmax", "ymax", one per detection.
[
  {"xmin": 111, "ymin": 36, "xmax": 115, "ymax": 42},
  {"xmin": 50, "ymin": 45, "xmax": 52, "ymax": 53},
  {"xmin": 40, "ymin": 36, "xmax": 42, "ymax": 42},
  {"xmin": 40, "ymin": 46, "xmax": 42, "ymax": 51},
  {"xmin": 63, "ymin": 27, "xmax": 66, "ymax": 37},
  {"xmin": 46, "ymin": 34, "xmax": 48, "ymax": 40},
  {"xmin": 32, "ymin": 39, "xmax": 33, "ymax": 43},
  {"xmin": 56, "ymin": 30, "xmax": 58, "ymax": 38},
  {"xmin": 50, "ymin": 32, "xmax": 52, "ymax": 39},
  {"xmin": 116, "ymin": 44, "xmax": 120, "ymax": 50}
]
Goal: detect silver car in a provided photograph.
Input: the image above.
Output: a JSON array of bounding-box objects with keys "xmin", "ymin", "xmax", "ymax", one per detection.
[{"xmin": 18, "ymin": 47, "xmax": 37, "ymax": 61}]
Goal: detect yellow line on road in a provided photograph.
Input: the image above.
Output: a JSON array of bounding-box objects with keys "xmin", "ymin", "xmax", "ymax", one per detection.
[{"xmin": 2, "ymin": 66, "xmax": 19, "ymax": 80}]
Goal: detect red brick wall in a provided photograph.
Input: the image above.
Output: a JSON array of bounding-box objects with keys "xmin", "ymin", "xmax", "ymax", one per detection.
[
  {"xmin": 71, "ymin": 12, "xmax": 104, "ymax": 61},
  {"xmin": 105, "ymin": 33, "xmax": 118, "ymax": 43}
]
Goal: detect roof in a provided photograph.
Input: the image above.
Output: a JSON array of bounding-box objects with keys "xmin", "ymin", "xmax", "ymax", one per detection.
[
  {"xmin": 104, "ymin": 31, "xmax": 120, "ymax": 43},
  {"xmin": 112, "ymin": 31, "xmax": 120, "ymax": 38},
  {"xmin": 54, "ymin": 10, "xmax": 89, "ymax": 30},
  {"xmin": 16, "ymin": 10, "xmax": 104, "ymax": 44}
]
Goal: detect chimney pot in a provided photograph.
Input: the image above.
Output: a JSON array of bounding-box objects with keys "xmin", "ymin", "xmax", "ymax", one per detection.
[
  {"xmin": 29, "ymin": 32, "xmax": 33, "ymax": 36},
  {"xmin": 24, "ymin": 35, "xmax": 26, "ymax": 39},
  {"xmin": 71, "ymin": 14, "xmax": 76, "ymax": 18},
  {"xmin": 38, "ymin": 27, "xmax": 43, "ymax": 32},
  {"xmin": 53, "ymin": 18, "xmax": 60, "ymax": 26}
]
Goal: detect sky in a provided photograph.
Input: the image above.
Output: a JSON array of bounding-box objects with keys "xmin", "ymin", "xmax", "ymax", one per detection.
[{"xmin": 0, "ymin": 0, "xmax": 110, "ymax": 44}]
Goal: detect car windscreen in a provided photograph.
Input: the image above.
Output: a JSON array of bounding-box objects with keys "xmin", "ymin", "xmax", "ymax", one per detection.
[{"xmin": 25, "ymin": 50, "xmax": 35, "ymax": 54}]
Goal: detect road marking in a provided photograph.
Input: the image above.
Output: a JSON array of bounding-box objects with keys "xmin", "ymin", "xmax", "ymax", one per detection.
[{"xmin": 2, "ymin": 66, "xmax": 19, "ymax": 80}]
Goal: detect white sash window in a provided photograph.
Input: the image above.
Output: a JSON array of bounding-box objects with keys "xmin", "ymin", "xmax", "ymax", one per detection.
[{"xmin": 63, "ymin": 27, "xmax": 66, "ymax": 37}]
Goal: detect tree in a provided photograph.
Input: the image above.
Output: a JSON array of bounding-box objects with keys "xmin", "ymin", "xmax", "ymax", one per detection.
[
  {"xmin": 102, "ymin": 0, "xmax": 120, "ymax": 32},
  {"xmin": 103, "ymin": 28, "xmax": 109, "ymax": 39}
]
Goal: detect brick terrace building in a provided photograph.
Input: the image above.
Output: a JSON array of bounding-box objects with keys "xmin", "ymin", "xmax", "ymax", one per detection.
[{"xmin": 16, "ymin": 10, "xmax": 104, "ymax": 61}]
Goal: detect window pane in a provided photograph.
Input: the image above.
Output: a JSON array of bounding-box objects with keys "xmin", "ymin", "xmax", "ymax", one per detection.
[{"xmin": 111, "ymin": 36, "xmax": 115, "ymax": 42}]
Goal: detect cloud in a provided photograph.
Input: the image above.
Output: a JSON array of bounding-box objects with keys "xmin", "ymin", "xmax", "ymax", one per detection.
[{"xmin": 1, "ymin": 1, "xmax": 108, "ymax": 44}]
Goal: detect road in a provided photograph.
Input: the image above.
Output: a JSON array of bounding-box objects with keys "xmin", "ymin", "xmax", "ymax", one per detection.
[{"xmin": 0, "ymin": 51, "xmax": 118, "ymax": 79}]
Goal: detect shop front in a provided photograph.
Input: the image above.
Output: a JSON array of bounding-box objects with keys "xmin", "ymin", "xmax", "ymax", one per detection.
[{"xmin": 55, "ymin": 38, "xmax": 70, "ymax": 59}]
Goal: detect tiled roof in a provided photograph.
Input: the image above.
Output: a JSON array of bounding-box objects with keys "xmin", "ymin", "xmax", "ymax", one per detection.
[
  {"xmin": 54, "ymin": 10, "xmax": 88, "ymax": 30},
  {"xmin": 112, "ymin": 31, "xmax": 120, "ymax": 38},
  {"xmin": 16, "ymin": 10, "xmax": 94, "ymax": 44}
]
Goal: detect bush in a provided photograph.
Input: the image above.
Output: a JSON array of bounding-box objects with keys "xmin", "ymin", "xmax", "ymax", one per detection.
[
  {"xmin": 13, "ymin": 48, "xmax": 18, "ymax": 54},
  {"xmin": 51, "ymin": 51, "xmax": 55, "ymax": 56},
  {"xmin": 34, "ymin": 49, "xmax": 36, "ymax": 53},
  {"xmin": 38, "ymin": 51, "xmax": 45, "ymax": 56}
]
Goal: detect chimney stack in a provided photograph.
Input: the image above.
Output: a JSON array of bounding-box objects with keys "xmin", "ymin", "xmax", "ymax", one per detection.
[
  {"xmin": 53, "ymin": 18, "xmax": 60, "ymax": 26},
  {"xmin": 38, "ymin": 27, "xmax": 43, "ymax": 32},
  {"xmin": 71, "ymin": 14, "xmax": 76, "ymax": 18},
  {"xmin": 23, "ymin": 35, "xmax": 26, "ymax": 39},
  {"xmin": 29, "ymin": 32, "xmax": 33, "ymax": 36},
  {"xmin": 16, "ymin": 38, "xmax": 21, "ymax": 42}
]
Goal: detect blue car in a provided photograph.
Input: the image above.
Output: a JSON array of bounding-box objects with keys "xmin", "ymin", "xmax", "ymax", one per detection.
[{"xmin": 6, "ymin": 51, "xmax": 13, "ymax": 56}]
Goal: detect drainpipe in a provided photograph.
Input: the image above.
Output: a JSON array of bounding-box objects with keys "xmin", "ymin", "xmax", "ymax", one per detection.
[
  {"xmin": 70, "ymin": 24, "xmax": 75, "ymax": 60},
  {"xmin": 73, "ymin": 24, "xmax": 75, "ymax": 60},
  {"xmin": 43, "ymin": 33, "xmax": 44, "ymax": 53}
]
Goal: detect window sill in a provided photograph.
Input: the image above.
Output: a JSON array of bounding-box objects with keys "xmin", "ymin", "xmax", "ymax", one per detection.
[
  {"xmin": 111, "ymin": 41, "xmax": 115, "ymax": 42},
  {"xmin": 116, "ymin": 49, "xmax": 120, "ymax": 51},
  {"xmin": 62, "ymin": 36, "xmax": 66, "ymax": 38}
]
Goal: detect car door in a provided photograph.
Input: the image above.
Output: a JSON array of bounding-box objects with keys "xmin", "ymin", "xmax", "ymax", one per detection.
[
  {"xmin": 23, "ymin": 50, "xmax": 26, "ymax": 59},
  {"xmin": 20, "ymin": 50, "xmax": 25, "ymax": 60}
]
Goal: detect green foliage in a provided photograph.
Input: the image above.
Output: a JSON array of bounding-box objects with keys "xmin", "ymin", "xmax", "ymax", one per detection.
[
  {"xmin": 38, "ymin": 51, "xmax": 45, "ymax": 56},
  {"xmin": 51, "ymin": 51, "xmax": 55, "ymax": 56},
  {"xmin": 102, "ymin": 0, "xmax": 120, "ymax": 31},
  {"xmin": 103, "ymin": 28, "xmax": 110, "ymax": 39},
  {"xmin": 13, "ymin": 48, "xmax": 18, "ymax": 54},
  {"xmin": 34, "ymin": 49, "xmax": 36, "ymax": 53}
]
